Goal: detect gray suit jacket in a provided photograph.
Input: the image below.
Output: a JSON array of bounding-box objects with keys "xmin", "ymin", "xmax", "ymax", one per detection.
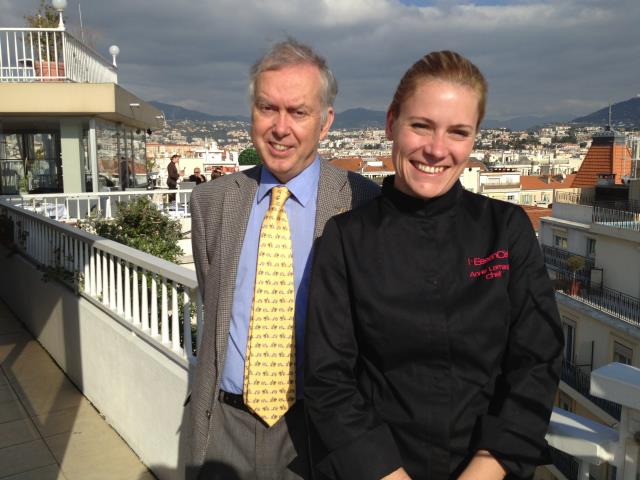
[{"xmin": 187, "ymin": 160, "xmax": 380, "ymax": 467}]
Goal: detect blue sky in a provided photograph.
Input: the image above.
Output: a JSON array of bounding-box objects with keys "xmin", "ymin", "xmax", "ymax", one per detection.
[{"xmin": 3, "ymin": 0, "xmax": 640, "ymax": 121}]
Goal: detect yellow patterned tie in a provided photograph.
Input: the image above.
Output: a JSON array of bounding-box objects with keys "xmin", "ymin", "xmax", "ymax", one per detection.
[{"xmin": 243, "ymin": 186, "xmax": 296, "ymax": 427}]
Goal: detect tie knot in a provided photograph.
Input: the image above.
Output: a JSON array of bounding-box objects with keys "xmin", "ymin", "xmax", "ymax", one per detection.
[{"xmin": 270, "ymin": 186, "xmax": 290, "ymax": 210}]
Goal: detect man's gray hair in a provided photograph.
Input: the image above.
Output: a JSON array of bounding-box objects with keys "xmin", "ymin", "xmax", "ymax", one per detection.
[{"xmin": 248, "ymin": 38, "xmax": 338, "ymax": 123}]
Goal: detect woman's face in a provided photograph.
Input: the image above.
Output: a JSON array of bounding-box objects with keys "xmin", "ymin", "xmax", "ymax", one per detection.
[{"xmin": 386, "ymin": 79, "xmax": 479, "ymax": 200}]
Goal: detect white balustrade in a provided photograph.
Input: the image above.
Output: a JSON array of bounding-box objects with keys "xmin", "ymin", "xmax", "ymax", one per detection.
[
  {"xmin": 0, "ymin": 27, "xmax": 116, "ymax": 83},
  {"xmin": 5, "ymin": 189, "xmax": 192, "ymax": 222},
  {"xmin": 0, "ymin": 199, "xmax": 201, "ymax": 362}
]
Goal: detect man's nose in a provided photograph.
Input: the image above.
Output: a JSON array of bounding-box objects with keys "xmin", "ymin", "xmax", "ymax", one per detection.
[{"xmin": 272, "ymin": 113, "xmax": 291, "ymax": 137}]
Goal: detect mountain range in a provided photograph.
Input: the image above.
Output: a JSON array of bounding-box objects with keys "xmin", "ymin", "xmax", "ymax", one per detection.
[
  {"xmin": 150, "ymin": 96, "xmax": 640, "ymax": 130},
  {"xmin": 572, "ymin": 97, "xmax": 640, "ymax": 126}
]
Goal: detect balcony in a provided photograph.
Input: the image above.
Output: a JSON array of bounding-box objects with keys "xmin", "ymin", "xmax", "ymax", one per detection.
[
  {"xmin": 561, "ymin": 361, "xmax": 621, "ymax": 420},
  {"xmin": 554, "ymin": 191, "xmax": 640, "ymax": 233},
  {"xmin": 543, "ymin": 245, "xmax": 640, "ymax": 327},
  {"xmin": 542, "ymin": 245, "xmax": 594, "ymax": 285},
  {"xmin": 593, "ymin": 206, "xmax": 640, "ymax": 233},
  {"xmin": 554, "ymin": 273, "xmax": 640, "ymax": 328},
  {"xmin": 0, "ymin": 28, "xmax": 117, "ymax": 83}
]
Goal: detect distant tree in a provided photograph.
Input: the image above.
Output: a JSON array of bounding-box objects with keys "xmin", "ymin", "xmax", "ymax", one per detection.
[
  {"xmin": 238, "ymin": 148, "xmax": 261, "ymax": 166},
  {"xmin": 24, "ymin": 0, "xmax": 60, "ymax": 28},
  {"xmin": 24, "ymin": 1, "xmax": 66, "ymax": 60}
]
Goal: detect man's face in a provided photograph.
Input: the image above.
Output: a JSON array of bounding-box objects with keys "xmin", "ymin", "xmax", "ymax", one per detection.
[
  {"xmin": 251, "ymin": 63, "xmax": 334, "ymax": 184},
  {"xmin": 194, "ymin": 169, "xmax": 201, "ymax": 176}
]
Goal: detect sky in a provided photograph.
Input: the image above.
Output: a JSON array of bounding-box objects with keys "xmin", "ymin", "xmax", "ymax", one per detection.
[{"xmin": 4, "ymin": 0, "xmax": 640, "ymax": 120}]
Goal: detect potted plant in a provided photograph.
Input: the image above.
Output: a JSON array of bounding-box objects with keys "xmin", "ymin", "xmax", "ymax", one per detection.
[
  {"xmin": 24, "ymin": 0, "xmax": 66, "ymax": 79},
  {"xmin": 566, "ymin": 255, "xmax": 586, "ymax": 296}
]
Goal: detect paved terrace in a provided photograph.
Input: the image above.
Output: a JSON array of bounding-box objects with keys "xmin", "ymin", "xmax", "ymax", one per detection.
[{"xmin": 0, "ymin": 300, "xmax": 154, "ymax": 480}]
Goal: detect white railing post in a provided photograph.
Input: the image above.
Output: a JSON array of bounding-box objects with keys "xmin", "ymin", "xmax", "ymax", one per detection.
[
  {"xmin": 183, "ymin": 289, "xmax": 193, "ymax": 361},
  {"xmin": 116, "ymin": 258, "xmax": 123, "ymax": 315},
  {"xmin": 124, "ymin": 262, "xmax": 131, "ymax": 321},
  {"xmin": 84, "ymin": 242, "xmax": 90, "ymax": 295},
  {"xmin": 151, "ymin": 274, "xmax": 159, "ymax": 338},
  {"xmin": 132, "ymin": 266, "xmax": 139, "ymax": 326},
  {"xmin": 109, "ymin": 254, "xmax": 116, "ymax": 310},
  {"xmin": 171, "ymin": 282, "xmax": 180, "ymax": 352},
  {"xmin": 141, "ymin": 270, "xmax": 149, "ymax": 332},
  {"xmin": 161, "ymin": 278, "xmax": 169, "ymax": 345},
  {"xmin": 102, "ymin": 251, "xmax": 109, "ymax": 307}
]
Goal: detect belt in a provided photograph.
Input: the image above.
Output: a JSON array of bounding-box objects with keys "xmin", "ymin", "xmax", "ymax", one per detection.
[{"xmin": 218, "ymin": 390, "xmax": 301, "ymax": 426}]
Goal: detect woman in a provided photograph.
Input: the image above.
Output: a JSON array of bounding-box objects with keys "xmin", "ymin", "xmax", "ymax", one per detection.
[{"xmin": 304, "ymin": 51, "xmax": 563, "ymax": 480}]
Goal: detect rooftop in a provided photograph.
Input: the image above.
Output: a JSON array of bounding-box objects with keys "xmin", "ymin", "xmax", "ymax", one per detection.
[{"xmin": 0, "ymin": 300, "xmax": 153, "ymax": 479}]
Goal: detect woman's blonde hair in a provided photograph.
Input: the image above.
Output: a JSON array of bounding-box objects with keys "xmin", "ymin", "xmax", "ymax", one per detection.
[{"xmin": 388, "ymin": 51, "xmax": 488, "ymax": 128}]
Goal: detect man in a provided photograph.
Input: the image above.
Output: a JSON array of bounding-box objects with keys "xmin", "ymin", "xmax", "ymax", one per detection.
[
  {"xmin": 167, "ymin": 154, "xmax": 180, "ymax": 189},
  {"xmin": 189, "ymin": 168, "xmax": 207, "ymax": 185},
  {"xmin": 210, "ymin": 166, "xmax": 224, "ymax": 180},
  {"xmin": 188, "ymin": 39, "xmax": 379, "ymax": 480}
]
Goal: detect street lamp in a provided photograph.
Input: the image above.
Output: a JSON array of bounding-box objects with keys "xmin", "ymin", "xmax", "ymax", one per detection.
[
  {"xmin": 109, "ymin": 45, "xmax": 120, "ymax": 68},
  {"xmin": 51, "ymin": 0, "xmax": 67, "ymax": 29}
]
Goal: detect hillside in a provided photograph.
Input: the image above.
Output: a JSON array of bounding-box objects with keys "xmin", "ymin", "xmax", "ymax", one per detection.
[{"xmin": 572, "ymin": 97, "xmax": 640, "ymax": 126}]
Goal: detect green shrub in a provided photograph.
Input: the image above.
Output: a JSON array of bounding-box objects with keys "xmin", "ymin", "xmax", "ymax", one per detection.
[
  {"xmin": 238, "ymin": 147, "xmax": 261, "ymax": 166},
  {"xmin": 81, "ymin": 197, "xmax": 183, "ymax": 263}
]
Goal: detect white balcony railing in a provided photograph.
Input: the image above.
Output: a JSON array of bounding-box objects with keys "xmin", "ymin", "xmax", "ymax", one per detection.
[
  {"xmin": 0, "ymin": 27, "xmax": 117, "ymax": 83},
  {"xmin": 4, "ymin": 189, "xmax": 193, "ymax": 221},
  {"xmin": 547, "ymin": 363, "xmax": 640, "ymax": 480},
  {"xmin": 0, "ymin": 198, "xmax": 201, "ymax": 363}
]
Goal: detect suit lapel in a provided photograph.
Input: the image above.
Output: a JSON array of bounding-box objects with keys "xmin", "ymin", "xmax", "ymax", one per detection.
[
  {"xmin": 216, "ymin": 167, "xmax": 260, "ymax": 373},
  {"xmin": 314, "ymin": 160, "xmax": 349, "ymax": 239}
]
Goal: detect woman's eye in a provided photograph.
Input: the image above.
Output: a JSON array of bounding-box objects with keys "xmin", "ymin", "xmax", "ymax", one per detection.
[{"xmin": 452, "ymin": 130, "xmax": 471, "ymax": 137}]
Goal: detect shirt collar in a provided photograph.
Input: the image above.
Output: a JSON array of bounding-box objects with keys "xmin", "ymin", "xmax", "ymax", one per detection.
[{"xmin": 257, "ymin": 156, "xmax": 321, "ymax": 207}]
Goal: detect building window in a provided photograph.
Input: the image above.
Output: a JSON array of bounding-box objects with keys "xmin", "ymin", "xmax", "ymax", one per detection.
[
  {"xmin": 554, "ymin": 232, "xmax": 568, "ymax": 250},
  {"xmin": 613, "ymin": 341, "xmax": 633, "ymax": 365},
  {"xmin": 562, "ymin": 318, "xmax": 576, "ymax": 364},
  {"xmin": 586, "ymin": 238, "xmax": 596, "ymax": 258}
]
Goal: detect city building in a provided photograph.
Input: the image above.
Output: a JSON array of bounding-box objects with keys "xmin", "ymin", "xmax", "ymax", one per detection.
[{"xmin": 537, "ymin": 127, "xmax": 640, "ymax": 480}]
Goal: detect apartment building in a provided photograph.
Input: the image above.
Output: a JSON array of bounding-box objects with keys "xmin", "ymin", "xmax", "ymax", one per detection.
[{"xmin": 537, "ymin": 127, "xmax": 640, "ymax": 480}]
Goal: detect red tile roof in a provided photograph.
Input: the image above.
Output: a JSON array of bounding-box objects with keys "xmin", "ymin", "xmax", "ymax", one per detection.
[
  {"xmin": 573, "ymin": 143, "xmax": 632, "ymax": 187},
  {"xmin": 520, "ymin": 174, "xmax": 575, "ymax": 190},
  {"xmin": 521, "ymin": 205, "xmax": 552, "ymax": 232},
  {"xmin": 330, "ymin": 156, "xmax": 395, "ymax": 173}
]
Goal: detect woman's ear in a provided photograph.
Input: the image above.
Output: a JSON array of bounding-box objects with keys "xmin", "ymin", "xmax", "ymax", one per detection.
[{"xmin": 385, "ymin": 110, "xmax": 395, "ymax": 140}]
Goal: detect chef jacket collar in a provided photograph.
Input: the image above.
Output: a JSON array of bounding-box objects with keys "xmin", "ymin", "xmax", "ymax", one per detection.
[{"xmin": 382, "ymin": 175, "xmax": 462, "ymax": 217}]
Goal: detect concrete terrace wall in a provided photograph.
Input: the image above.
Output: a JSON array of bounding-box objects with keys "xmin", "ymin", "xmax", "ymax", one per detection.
[{"xmin": 0, "ymin": 248, "xmax": 189, "ymax": 480}]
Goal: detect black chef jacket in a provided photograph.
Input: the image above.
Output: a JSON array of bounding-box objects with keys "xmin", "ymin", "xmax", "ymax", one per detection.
[{"xmin": 305, "ymin": 177, "xmax": 563, "ymax": 480}]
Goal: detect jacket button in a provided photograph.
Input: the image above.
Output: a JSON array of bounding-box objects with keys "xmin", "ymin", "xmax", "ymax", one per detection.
[{"xmin": 206, "ymin": 409, "xmax": 211, "ymax": 419}]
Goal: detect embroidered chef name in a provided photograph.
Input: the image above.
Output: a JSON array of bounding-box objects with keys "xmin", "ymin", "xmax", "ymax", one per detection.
[{"xmin": 467, "ymin": 249, "xmax": 510, "ymax": 280}]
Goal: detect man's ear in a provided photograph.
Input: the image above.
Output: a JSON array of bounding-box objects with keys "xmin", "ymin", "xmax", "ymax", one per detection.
[{"xmin": 319, "ymin": 107, "xmax": 335, "ymax": 140}]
